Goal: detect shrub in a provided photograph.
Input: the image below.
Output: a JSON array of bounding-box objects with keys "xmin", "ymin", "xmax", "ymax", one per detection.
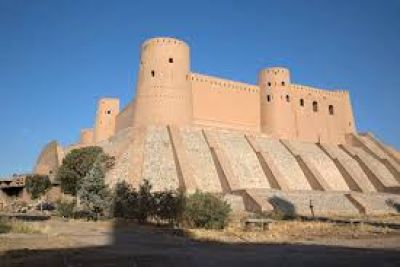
[
  {"xmin": 113, "ymin": 180, "xmax": 137, "ymax": 218},
  {"xmin": 154, "ymin": 191, "xmax": 184, "ymax": 225},
  {"xmin": 25, "ymin": 174, "xmax": 51, "ymax": 200},
  {"xmin": 56, "ymin": 199, "xmax": 75, "ymax": 218},
  {"xmin": 183, "ymin": 192, "xmax": 231, "ymax": 229},
  {"xmin": 56, "ymin": 146, "xmax": 114, "ymax": 195},
  {"xmin": 112, "ymin": 180, "xmax": 184, "ymax": 225}
]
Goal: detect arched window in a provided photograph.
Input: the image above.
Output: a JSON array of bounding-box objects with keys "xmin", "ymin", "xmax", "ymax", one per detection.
[
  {"xmin": 329, "ymin": 105, "xmax": 334, "ymax": 115},
  {"xmin": 286, "ymin": 95, "xmax": 290, "ymax": 102},
  {"xmin": 267, "ymin": 95, "xmax": 271, "ymax": 102},
  {"xmin": 300, "ymin": 99, "xmax": 304, "ymax": 106},
  {"xmin": 312, "ymin": 101, "xmax": 318, "ymax": 112},
  {"xmin": 151, "ymin": 70, "xmax": 155, "ymax": 77},
  {"xmin": 267, "ymin": 82, "xmax": 272, "ymax": 87},
  {"xmin": 282, "ymin": 81, "xmax": 286, "ymax": 86}
]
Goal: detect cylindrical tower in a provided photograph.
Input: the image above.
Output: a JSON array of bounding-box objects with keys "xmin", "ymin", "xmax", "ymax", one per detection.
[
  {"xmin": 259, "ymin": 67, "xmax": 296, "ymax": 138},
  {"xmin": 94, "ymin": 98, "xmax": 120, "ymax": 143},
  {"xmin": 133, "ymin": 37, "xmax": 193, "ymax": 126}
]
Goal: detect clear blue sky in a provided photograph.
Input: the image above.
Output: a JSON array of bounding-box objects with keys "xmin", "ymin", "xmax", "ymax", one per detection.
[{"xmin": 0, "ymin": 0, "xmax": 399, "ymax": 176}]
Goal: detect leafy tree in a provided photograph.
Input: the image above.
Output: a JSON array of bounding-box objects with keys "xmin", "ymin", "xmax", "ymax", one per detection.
[
  {"xmin": 136, "ymin": 179, "xmax": 154, "ymax": 223},
  {"xmin": 183, "ymin": 191, "xmax": 231, "ymax": 229},
  {"xmin": 77, "ymin": 159, "xmax": 112, "ymax": 220},
  {"xmin": 56, "ymin": 146, "xmax": 114, "ymax": 195},
  {"xmin": 25, "ymin": 175, "xmax": 51, "ymax": 200}
]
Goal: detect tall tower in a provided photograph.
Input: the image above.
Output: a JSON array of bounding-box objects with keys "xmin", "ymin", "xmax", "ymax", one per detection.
[
  {"xmin": 94, "ymin": 98, "xmax": 120, "ymax": 143},
  {"xmin": 259, "ymin": 67, "xmax": 296, "ymax": 138},
  {"xmin": 132, "ymin": 37, "xmax": 193, "ymax": 126}
]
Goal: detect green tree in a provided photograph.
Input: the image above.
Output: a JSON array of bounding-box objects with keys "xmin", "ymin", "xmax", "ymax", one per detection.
[
  {"xmin": 25, "ymin": 175, "xmax": 51, "ymax": 200},
  {"xmin": 56, "ymin": 146, "xmax": 114, "ymax": 195},
  {"xmin": 77, "ymin": 160, "xmax": 112, "ymax": 220},
  {"xmin": 183, "ymin": 191, "xmax": 231, "ymax": 229}
]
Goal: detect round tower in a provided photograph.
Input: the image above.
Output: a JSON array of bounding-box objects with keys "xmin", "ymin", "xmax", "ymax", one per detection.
[
  {"xmin": 259, "ymin": 67, "xmax": 296, "ymax": 138},
  {"xmin": 133, "ymin": 37, "xmax": 193, "ymax": 126}
]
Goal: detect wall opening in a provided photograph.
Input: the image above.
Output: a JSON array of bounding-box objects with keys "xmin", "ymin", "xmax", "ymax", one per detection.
[
  {"xmin": 106, "ymin": 110, "xmax": 112, "ymax": 115},
  {"xmin": 329, "ymin": 105, "xmax": 334, "ymax": 115},
  {"xmin": 267, "ymin": 82, "xmax": 272, "ymax": 87},
  {"xmin": 282, "ymin": 81, "xmax": 286, "ymax": 86},
  {"xmin": 267, "ymin": 95, "xmax": 271, "ymax": 102},
  {"xmin": 169, "ymin": 58, "xmax": 173, "ymax": 63},
  {"xmin": 151, "ymin": 70, "xmax": 155, "ymax": 77},
  {"xmin": 313, "ymin": 101, "xmax": 318, "ymax": 112},
  {"xmin": 300, "ymin": 99, "xmax": 304, "ymax": 106},
  {"xmin": 286, "ymin": 95, "xmax": 290, "ymax": 102}
]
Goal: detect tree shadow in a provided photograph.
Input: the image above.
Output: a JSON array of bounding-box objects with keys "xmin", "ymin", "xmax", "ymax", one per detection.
[{"xmin": 268, "ymin": 196, "xmax": 297, "ymax": 219}]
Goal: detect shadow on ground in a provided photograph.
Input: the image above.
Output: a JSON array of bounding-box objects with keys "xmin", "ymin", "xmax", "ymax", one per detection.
[{"xmin": 1, "ymin": 216, "xmax": 400, "ymax": 267}]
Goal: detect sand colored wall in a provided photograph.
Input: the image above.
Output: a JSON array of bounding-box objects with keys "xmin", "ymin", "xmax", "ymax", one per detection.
[
  {"xmin": 79, "ymin": 128, "xmax": 94, "ymax": 145},
  {"xmin": 190, "ymin": 73, "xmax": 260, "ymax": 132},
  {"xmin": 94, "ymin": 98, "xmax": 120, "ymax": 143},
  {"xmin": 132, "ymin": 37, "xmax": 193, "ymax": 126},
  {"xmin": 115, "ymin": 100, "xmax": 135, "ymax": 133},
  {"xmin": 259, "ymin": 67, "xmax": 356, "ymax": 144},
  {"xmin": 34, "ymin": 141, "xmax": 63, "ymax": 179}
]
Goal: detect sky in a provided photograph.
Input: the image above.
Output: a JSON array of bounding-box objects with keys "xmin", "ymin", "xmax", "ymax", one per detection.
[{"xmin": 0, "ymin": 0, "xmax": 399, "ymax": 176}]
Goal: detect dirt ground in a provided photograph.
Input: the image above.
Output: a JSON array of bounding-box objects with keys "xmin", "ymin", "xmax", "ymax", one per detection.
[{"xmin": 1, "ymin": 217, "xmax": 400, "ymax": 266}]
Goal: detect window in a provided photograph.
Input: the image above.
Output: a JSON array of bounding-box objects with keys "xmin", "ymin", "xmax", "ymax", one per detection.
[
  {"xmin": 151, "ymin": 70, "xmax": 155, "ymax": 77},
  {"xmin": 169, "ymin": 58, "xmax": 173, "ymax": 63},
  {"xmin": 300, "ymin": 99, "xmax": 304, "ymax": 106},
  {"xmin": 282, "ymin": 81, "xmax": 286, "ymax": 86},
  {"xmin": 267, "ymin": 95, "xmax": 271, "ymax": 102},
  {"xmin": 329, "ymin": 105, "xmax": 334, "ymax": 115},
  {"xmin": 106, "ymin": 110, "xmax": 112, "ymax": 115},
  {"xmin": 267, "ymin": 82, "xmax": 272, "ymax": 87},
  {"xmin": 286, "ymin": 95, "xmax": 290, "ymax": 102},
  {"xmin": 312, "ymin": 101, "xmax": 318, "ymax": 112}
]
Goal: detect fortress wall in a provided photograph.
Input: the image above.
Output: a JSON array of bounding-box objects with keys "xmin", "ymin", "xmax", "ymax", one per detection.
[
  {"xmin": 343, "ymin": 145, "xmax": 399, "ymax": 188},
  {"xmin": 141, "ymin": 126, "xmax": 180, "ymax": 191},
  {"xmin": 283, "ymin": 140, "xmax": 350, "ymax": 191},
  {"xmin": 115, "ymin": 101, "xmax": 135, "ymax": 133},
  {"xmin": 320, "ymin": 144, "xmax": 376, "ymax": 192},
  {"xmin": 216, "ymin": 130, "xmax": 270, "ymax": 189},
  {"xmin": 180, "ymin": 127, "xmax": 223, "ymax": 193},
  {"xmin": 79, "ymin": 128, "xmax": 94, "ymax": 145},
  {"xmin": 246, "ymin": 189, "xmax": 360, "ymax": 217},
  {"xmin": 34, "ymin": 141, "xmax": 63, "ymax": 179},
  {"xmin": 253, "ymin": 136, "xmax": 312, "ymax": 191},
  {"xmin": 259, "ymin": 68, "xmax": 355, "ymax": 144},
  {"xmin": 190, "ymin": 73, "xmax": 260, "ymax": 132}
]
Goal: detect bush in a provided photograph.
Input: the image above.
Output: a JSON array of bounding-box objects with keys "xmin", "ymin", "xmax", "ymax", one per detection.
[
  {"xmin": 56, "ymin": 199, "xmax": 75, "ymax": 218},
  {"xmin": 183, "ymin": 192, "xmax": 231, "ymax": 229},
  {"xmin": 25, "ymin": 174, "xmax": 51, "ymax": 200},
  {"xmin": 56, "ymin": 146, "xmax": 114, "ymax": 195},
  {"xmin": 112, "ymin": 180, "xmax": 184, "ymax": 225}
]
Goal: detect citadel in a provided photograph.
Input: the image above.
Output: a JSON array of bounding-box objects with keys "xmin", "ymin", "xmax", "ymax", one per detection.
[{"xmin": 5, "ymin": 37, "xmax": 400, "ymax": 216}]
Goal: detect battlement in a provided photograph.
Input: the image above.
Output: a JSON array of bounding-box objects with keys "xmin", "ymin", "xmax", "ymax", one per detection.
[
  {"xmin": 141, "ymin": 37, "xmax": 189, "ymax": 49},
  {"xmin": 189, "ymin": 73, "xmax": 259, "ymax": 93},
  {"xmin": 289, "ymin": 84, "xmax": 349, "ymax": 98}
]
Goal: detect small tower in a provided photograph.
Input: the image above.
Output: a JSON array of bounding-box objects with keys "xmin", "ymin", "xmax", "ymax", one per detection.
[
  {"xmin": 132, "ymin": 37, "xmax": 193, "ymax": 126},
  {"xmin": 259, "ymin": 67, "xmax": 296, "ymax": 139},
  {"xmin": 94, "ymin": 98, "xmax": 120, "ymax": 143}
]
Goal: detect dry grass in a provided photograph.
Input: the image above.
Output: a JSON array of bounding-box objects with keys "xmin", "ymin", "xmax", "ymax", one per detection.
[
  {"xmin": 186, "ymin": 220, "xmax": 393, "ymax": 244},
  {"xmin": 0, "ymin": 219, "xmax": 41, "ymax": 234}
]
